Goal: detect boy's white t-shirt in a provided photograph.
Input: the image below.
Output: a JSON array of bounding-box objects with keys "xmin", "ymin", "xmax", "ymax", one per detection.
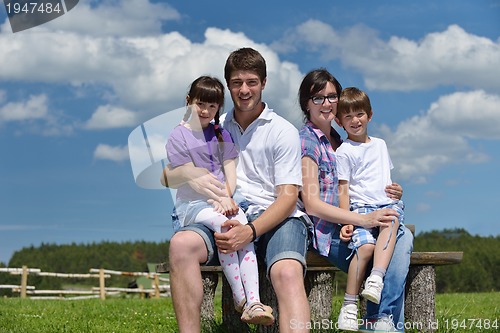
[{"xmin": 336, "ymin": 137, "xmax": 393, "ymax": 206}]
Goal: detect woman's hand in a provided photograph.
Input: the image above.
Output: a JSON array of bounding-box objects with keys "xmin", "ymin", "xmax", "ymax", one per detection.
[
  {"xmin": 385, "ymin": 183, "xmax": 403, "ymax": 200},
  {"xmin": 362, "ymin": 208, "xmax": 399, "ymax": 228}
]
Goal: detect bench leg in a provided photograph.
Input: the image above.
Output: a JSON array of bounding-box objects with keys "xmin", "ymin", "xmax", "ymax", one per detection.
[
  {"xmin": 255, "ymin": 266, "xmax": 279, "ymax": 333},
  {"xmin": 405, "ymin": 265, "xmax": 436, "ymax": 333},
  {"xmin": 222, "ymin": 275, "xmax": 251, "ymax": 332},
  {"xmin": 221, "ymin": 267, "xmax": 278, "ymax": 333},
  {"xmin": 305, "ymin": 270, "xmax": 335, "ymax": 322},
  {"xmin": 201, "ymin": 272, "xmax": 219, "ymax": 331}
]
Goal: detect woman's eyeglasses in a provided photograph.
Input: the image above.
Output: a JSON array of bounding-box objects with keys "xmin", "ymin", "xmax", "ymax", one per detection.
[{"xmin": 310, "ymin": 94, "xmax": 338, "ymax": 105}]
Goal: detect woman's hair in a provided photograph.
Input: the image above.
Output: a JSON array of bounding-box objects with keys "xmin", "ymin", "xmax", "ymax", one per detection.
[
  {"xmin": 182, "ymin": 75, "xmax": 225, "ymax": 126},
  {"xmin": 224, "ymin": 47, "xmax": 267, "ymax": 84},
  {"xmin": 298, "ymin": 68, "xmax": 342, "ymax": 122},
  {"xmin": 337, "ymin": 87, "xmax": 372, "ymax": 118}
]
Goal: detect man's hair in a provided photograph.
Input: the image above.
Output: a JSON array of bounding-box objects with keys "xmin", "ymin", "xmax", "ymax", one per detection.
[
  {"xmin": 224, "ymin": 47, "xmax": 267, "ymax": 84},
  {"xmin": 337, "ymin": 87, "xmax": 373, "ymax": 118}
]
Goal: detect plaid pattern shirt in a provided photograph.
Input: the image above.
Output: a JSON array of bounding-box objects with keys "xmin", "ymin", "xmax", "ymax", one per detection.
[{"xmin": 299, "ymin": 122, "xmax": 340, "ymax": 256}]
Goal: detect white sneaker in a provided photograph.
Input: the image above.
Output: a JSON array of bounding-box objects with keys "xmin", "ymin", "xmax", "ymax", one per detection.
[
  {"xmin": 337, "ymin": 304, "xmax": 358, "ymax": 331},
  {"xmin": 358, "ymin": 316, "xmax": 398, "ymax": 332},
  {"xmin": 373, "ymin": 316, "xmax": 397, "ymax": 332},
  {"xmin": 361, "ymin": 275, "xmax": 384, "ymax": 304}
]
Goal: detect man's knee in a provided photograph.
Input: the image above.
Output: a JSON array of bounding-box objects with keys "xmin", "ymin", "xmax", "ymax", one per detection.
[
  {"xmin": 169, "ymin": 231, "xmax": 208, "ymax": 266},
  {"xmin": 270, "ymin": 259, "xmax": 304, "ymax": 289}
]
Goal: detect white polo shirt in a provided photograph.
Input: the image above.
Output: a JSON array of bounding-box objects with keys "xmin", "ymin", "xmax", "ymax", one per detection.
[{"xmin": 221, "ymin": 103, "xmax": 303, "ymax": 216}]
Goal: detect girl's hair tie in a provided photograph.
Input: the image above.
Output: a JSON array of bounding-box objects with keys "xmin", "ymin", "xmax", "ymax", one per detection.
[{"xmin": 214, "ymin": 124, "xmax": 219, "ymax": 130}]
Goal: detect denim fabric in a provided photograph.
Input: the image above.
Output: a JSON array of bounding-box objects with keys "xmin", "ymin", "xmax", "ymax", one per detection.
[
  {"xmin": 327, "ymin": 225, "xmax": 413, "ymax": 332},
  {"xmin": 173, "ymin": 223, "xmax": 220, "ymax": 266},
  {"xmin": 252, "ymin": 216, "xmax": 310, "ymax": 277},
  {"xmin": 174, "ymin": 199, "xmax": 213, "ymax": 229},
  {"xmin": 172, "ymin": 198, "xmax": 310, "ymax": 274},
  {"xmin": 365, "ymin": 228, "xmax": 413, "ymax": 332}
]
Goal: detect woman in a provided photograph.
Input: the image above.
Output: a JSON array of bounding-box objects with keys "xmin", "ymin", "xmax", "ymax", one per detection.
[{"xmin": 298, "ymin": 68, "xmax": 413, "ymax": 333}]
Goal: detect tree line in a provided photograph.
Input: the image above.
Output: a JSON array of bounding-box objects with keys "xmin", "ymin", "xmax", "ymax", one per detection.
[
  {"xmin": 1, "ymin": 228, "xmax": 498, "ymax": 296},
  {"xmin": 413, "ymin": 228, "xmax": 499, "ymax": 293}
]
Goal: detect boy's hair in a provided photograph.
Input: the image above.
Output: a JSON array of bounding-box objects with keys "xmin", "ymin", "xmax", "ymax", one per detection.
[
  {"xmin": 224, "ymin": 47, "xmax": 267, "ymax": 84},
  {"xmin": 298, "ymin": 68, "xmax": 342, "ymax": 121},
  {"xmin": 337, "ymin": 87, "xmax": 373, "ymax": 118},
  {"xmin": 183, "ymin": 76, "xmax": 225, "ymax": 125}
]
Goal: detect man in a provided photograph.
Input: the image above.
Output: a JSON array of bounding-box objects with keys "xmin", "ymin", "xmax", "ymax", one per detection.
[{"xmin": 166, "ymin": 48, "xmax": 311, "ymax": 332}]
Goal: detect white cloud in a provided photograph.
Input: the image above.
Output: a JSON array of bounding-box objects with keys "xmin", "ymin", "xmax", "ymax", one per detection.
[
  {"xmin": 275, "ymin": 22, "xmax": 500, "ymax": 92},
  {"xmin": 0, "ymin": 94, "xmax": 75, "ymax": 135},
  {"xmin": 377, "ymin": 90, "xmax": 498, "ymax": 182},
  {"xmin": 85, "ymin": 104, "xmax": 139, "ymax": 129},
  {"xmin": 426, "ymin": 90, "xmax": 500, "ymax": 139},
  {"xmin": 93, "ymin": 144, "xmax": 129, "ymax": 162},
  {"xmin": 33, "ymin": 0, "xmax": 180, "ymax": 37},
  {"xmin": 0, "ymin": 94, "xmax": 48, "ymax": 122},
  {"xmin": 0, "ymin": 13, "xmax": 307, "ymax": 128}
]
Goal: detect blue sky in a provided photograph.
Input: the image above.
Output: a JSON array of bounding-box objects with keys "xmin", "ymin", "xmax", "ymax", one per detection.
[{"xmin": 1, "ymin": 0, "xmax": 499, "ymax": 264}]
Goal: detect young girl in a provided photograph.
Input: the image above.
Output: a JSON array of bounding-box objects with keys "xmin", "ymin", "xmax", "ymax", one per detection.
[{"xmin": 165, "ymin": 76, "xmax": 274, "ymax": 326}]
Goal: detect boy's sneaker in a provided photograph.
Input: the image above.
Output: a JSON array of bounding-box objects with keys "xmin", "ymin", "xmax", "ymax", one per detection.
[
  {"xmin": 358, "ymin": 316, "xmax": 399, "ymax": 332},
  {"xmin": 337, "ymin": 304, "xmax": 358, "ymax": 331},
  {"xmin": 361, "ymin": 275, "xmax": 384, "ymax": 304}
]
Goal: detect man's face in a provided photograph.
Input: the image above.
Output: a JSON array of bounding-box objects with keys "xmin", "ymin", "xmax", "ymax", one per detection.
[{"xmin": 227, "ymin": 70, "xmax": 266, "ymax": 114}]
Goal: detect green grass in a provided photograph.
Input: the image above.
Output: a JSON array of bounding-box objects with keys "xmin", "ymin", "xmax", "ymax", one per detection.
[
  {"xmin": 0, "ymin": 293, "xmax": 498, "ymax": 332},
  {"xmin": 0, "ymin": 298, "xmax": 179, "ymax": 333},
  {"xmin": 432, "ymin": 293, "xmax": 499, "ymax": 333}
]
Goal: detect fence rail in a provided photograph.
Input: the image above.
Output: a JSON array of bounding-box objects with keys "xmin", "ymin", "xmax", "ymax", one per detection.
[{"xmin": 0, "ymin": 266, "xmax": 170, "ymax": 300}]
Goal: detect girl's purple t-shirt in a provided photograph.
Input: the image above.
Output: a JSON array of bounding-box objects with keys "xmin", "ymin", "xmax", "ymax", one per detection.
[{"xmin": 166, "ymin": 124, "xmax": 238, "ymax": 201}]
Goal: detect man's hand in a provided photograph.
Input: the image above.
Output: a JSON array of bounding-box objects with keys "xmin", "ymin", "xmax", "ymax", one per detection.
[
  {"xmin": 340, "ymin": 225, "xmax": 354, "ymax": 242},
  {"xmin": 385, "ymin": 183, "xmax": 403, "ymax": 200},
  {"xmin": 162, "ymin": 164, "xmax": 226, "ymax": 201},
  {"xmin": 185, "ymin": 168, "xmax": 227, "ymax": 201},
  {"xmin": 214, "ymin": 219, "xmax": 253, "ymax": 253}
]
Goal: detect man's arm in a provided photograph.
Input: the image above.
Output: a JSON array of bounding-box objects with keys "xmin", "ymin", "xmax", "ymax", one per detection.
[
  {"xmin": 214, "ymin": 184, "xmax": 299, "ymax": 253},
  {"xmin": 161, "ymin": 162, "xmax": 227, "ymax": 201}
]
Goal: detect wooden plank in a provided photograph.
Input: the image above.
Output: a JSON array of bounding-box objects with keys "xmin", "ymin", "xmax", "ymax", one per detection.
[
  {"xmin": 156, "ymin": 250, "xmax": 463, "ymax": 273},
  {"xmin": 409, "ymin": 251, "xmax": 463, "ymax": 265}
]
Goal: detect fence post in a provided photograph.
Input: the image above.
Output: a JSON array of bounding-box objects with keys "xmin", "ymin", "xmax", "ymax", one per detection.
[
  {"xmin": 99, "ymin": 268, "xmax": 106, "ymax": 300},
  {"xmin": 20, "ymin": 265, "xmax": 28, "ymax": 299},
  {"xmin": 153, "ymin": 274, "xmax": 160, "ymax": 299}
]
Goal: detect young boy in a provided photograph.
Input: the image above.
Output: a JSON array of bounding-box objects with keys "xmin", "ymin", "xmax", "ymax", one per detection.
[{"xmin": 335, "ymin": 87, "xmax": 405, "ymax": 331}]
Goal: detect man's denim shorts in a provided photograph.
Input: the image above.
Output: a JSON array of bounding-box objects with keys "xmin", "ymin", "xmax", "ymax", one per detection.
[{"xmin": 174, "ymin": 215, "xmax": 310, "ymax": 277}]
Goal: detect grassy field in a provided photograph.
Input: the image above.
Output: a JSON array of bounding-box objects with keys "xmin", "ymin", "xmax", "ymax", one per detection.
[{"xmin": 0, "ymin": 293, "xmax": 498, "ymax": 332}]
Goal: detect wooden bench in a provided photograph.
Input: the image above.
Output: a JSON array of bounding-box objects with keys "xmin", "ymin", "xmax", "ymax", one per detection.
[{"xmin": 157, "ymin": 225, "xmax": 463, "ymax": 332}]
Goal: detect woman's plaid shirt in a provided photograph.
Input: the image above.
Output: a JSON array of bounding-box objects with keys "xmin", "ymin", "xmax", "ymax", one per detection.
[{"xmin": 299, "ymin": 122, "xmax": 340, "ymax": 256}]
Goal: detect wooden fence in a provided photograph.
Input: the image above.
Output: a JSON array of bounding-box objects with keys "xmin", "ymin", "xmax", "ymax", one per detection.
[{"xmin": 0, "ymin": 266, "xmax": 170, "ymax": 300}]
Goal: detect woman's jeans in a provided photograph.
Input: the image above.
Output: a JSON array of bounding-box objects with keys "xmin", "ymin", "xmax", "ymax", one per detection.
[{"xmin": 327, "ymin": 225, "xmax": 413, "ymax": 330}]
